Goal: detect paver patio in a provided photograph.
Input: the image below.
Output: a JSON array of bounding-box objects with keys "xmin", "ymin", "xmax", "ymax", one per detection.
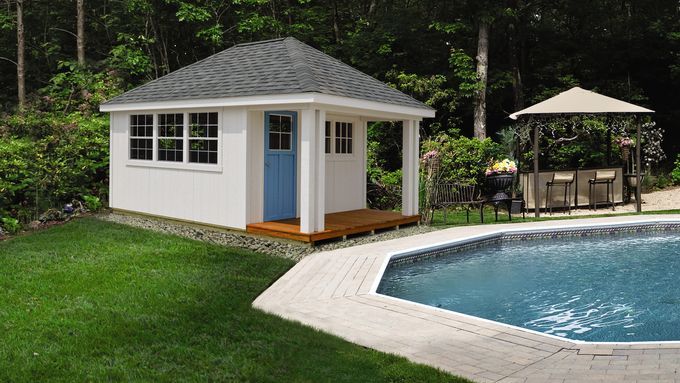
[{"xmin": 254, "ymin": 215, "xmax": 680, "ymax": 383}]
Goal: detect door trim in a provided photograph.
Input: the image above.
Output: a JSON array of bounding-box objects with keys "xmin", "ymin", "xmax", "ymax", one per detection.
[{"xmin": 263, "ymin": 111, "xmax": 297, "ymax": 221}]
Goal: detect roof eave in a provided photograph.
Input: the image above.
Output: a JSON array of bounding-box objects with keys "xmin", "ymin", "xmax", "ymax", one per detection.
[{"xmin": 99, "ymin": 92, "xmax": 436, "ymax": 119}]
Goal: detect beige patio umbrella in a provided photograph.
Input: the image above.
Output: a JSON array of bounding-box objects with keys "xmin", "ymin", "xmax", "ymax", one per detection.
[{"xmin": 509, "ymin": 87, "xmax": 654, "ymax": 216}]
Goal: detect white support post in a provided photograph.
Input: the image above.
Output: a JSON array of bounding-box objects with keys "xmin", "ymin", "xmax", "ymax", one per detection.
[
  {"xmin": 361, "ymin": 118, "xmax": 368, "ymax": 208},
  {"xmin": 402, "ymin": 120, "xmax": 420, "ymax": 216},
  {"xmin": 315, "ymin": 109, "xmax": 326, "ymax": 231},
  {"xmin": 300, "ymin": 109, "xmax": 325, "ymax": 234}
]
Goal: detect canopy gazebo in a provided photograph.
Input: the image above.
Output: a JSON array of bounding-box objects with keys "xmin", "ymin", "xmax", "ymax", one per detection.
[{"xmin": 509, "ymin": 87, "xmax": 654, "ymax": 217}]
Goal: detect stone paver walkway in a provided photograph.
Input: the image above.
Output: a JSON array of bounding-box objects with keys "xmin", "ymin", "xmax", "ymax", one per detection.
[{"xmin": 254, "ymin": 215, "xmax": 680, "ymax": 383}]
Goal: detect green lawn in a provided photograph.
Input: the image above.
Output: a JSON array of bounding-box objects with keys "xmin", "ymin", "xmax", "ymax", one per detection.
[{"xmin": 0, "ymin": 218, "xmax": 467, "ymax": 382}]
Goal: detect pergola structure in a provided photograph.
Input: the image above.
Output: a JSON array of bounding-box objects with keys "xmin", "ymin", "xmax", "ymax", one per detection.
[{"xmin": 509, "ymin": 87, "xmax": 654, "ymax": 217}]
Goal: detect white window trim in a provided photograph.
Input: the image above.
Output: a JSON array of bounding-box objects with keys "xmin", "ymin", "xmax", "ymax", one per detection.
[
  {"xmin": 267, "ymin": 113, "xmax": 295, "ymax": 152},
  {"xmin": 325, "ymin": 116, "xmax": 358, "ymax": 161},
  {"xmin": 126, "ymin": 159, "xmax": 223, "ymax": 173},
  {"xmin": 129, "ymin": 114, "xmax": 154, "ymax": 161},
  {"xmin": 188, "ymin": 111, "xmax": 221, "ymax": 165},
  {"xmin": 156, "ymin": 113, "xmax": 184, "ymax": 163},
  {"xmin": 125, "ymin": 109, "xmax": 222, "ymax": 171}
]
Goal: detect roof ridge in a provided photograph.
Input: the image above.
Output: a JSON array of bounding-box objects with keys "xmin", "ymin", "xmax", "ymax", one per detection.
[
  {"xmin": 283, "ymin": 38, "xmax": 320, "ymax": 93},
  {"xmin": 236, "ymin": 38, "xmax": 285, "ymax": 47}
]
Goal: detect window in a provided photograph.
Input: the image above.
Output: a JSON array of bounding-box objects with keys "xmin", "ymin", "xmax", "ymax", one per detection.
[
  {"xmin": 128, "ymin": 111, "xmax": 220, "ymax": 167},
  {"xmin": 268, "ymin": 114, "xmax": 293, "ymax": 151},
  {"xmin": 130, "ymin": 114, "xmax": 153, "ymax": 160},
  {"xmin": 189, "ymin": 112, "xmax": 218, "ymax": 164},
  {"xmin": 334, "ymin": 122, "xmax": 353, "ymax": 154},
  {"xmin": 324, "ymin": 121, "xmax": 331, "ymax": 154},
  {"xmin": 157, "ymin": 113, "xmax": 183, "ymax": 162}
]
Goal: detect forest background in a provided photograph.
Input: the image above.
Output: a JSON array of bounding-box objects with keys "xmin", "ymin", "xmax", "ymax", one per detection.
[{"xmin": 1, "ymin": 0, "xmax": 679, "ymax": 222}]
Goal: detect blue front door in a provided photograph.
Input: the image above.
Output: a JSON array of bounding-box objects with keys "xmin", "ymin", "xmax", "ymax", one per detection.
[{"xmin": 264, "ymin": 111, "xmax": 297, "ymax": 221}]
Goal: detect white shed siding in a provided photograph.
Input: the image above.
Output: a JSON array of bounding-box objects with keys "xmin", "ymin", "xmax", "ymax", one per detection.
[
  {"xmin": 246, "ymin": 110, "xmax": 264, "ymax": 224},
  {"xmin": 109, "ymin": 108, "xmax": 249, "ymax": 230}
]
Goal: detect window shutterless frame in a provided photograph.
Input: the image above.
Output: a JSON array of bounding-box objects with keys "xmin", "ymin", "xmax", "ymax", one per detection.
[
  {"xmin": 129, "ymin": 114, "xmax": 154, "ymax": 160},
  {"xmin": 188, "ymin": 112, "xmax": 219, "ymax": 164},
  {"xmin": 157, "ymin": 113, "xmax": 184, "ymax": 162},
  {"xmin": 324, "ymin": 116, "xmax": 357, "ymax": 159},
  {"xmin": 126, "ymin": 109, "xmax": 221, "ymax": 171}
]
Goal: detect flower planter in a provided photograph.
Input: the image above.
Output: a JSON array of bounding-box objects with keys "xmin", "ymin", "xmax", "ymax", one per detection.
[
  {"xmin": 486, "ymin": 173, "xmax": 515, "ymax": 201},
  {"xmin": 624, "ymin": 173, "xmax": 644, "ymax": 188}
]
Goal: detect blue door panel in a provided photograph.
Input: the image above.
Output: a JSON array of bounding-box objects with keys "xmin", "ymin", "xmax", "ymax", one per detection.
[{"xmin": 264, "ymin": 112, "xmax": 297, "ymax": 221}]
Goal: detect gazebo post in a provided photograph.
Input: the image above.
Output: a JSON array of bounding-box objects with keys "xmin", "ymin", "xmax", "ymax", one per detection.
[
  {"xmin": 533, "ymin": 123, "xmax": 540, "ymax": 218},
  {"xmin": 636, "ymin": 117, "xmax": 642, "ymax": 213},
  {"xmin": 606, "ymin": 126, "xmax": 612, "ymax": 166}
]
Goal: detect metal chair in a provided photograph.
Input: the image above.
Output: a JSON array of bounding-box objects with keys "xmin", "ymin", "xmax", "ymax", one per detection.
[
  {"xmin": 431, "ymin": 183, "xmax": 482, "ymax": 224},
  {"xmin": 545, "ymin": 172, "xmax": 574, "ymax": 215},
  {"xmin": 588, "ymin": 170, "xmax": 616, "ymax": 211}
]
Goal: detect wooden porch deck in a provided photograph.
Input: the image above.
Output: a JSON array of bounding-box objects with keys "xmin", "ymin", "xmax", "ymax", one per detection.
[{"xmin": 246, "ymin": 209, "xmax": 421, "ymax": 243}]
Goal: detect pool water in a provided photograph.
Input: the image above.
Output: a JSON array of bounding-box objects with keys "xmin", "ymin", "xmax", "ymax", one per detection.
[{"xmin": 378, "ymin": 230, "xmax": 680, "ymax": 342}]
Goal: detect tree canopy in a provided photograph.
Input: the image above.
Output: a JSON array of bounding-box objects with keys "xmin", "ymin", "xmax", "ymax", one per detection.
[{"xmin": 0, "ymin": 0, "xmax": 678, "ymax": 156}]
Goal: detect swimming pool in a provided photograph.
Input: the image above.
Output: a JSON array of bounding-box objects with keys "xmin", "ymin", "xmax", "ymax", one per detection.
[{"xmin": 378, "ymin": 224, "xmax": 680, "ymax": 342}]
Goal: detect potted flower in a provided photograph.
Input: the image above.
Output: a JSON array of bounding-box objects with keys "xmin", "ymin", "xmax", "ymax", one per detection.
[
  {"xmin": 485, "ymin": 158, "xmax": 517, "ymax": 201},
  {"xmin": 615, "ymin": 136, "xmax": 634, "ymax": 162}
]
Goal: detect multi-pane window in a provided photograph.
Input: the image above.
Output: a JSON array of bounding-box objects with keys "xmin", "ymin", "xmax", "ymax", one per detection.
[
  {"xmin": 130, "ymin": 114, "xmax": 153, "ymax": 160},
  {"xmin": 189, "ymin": 112, "xmax": 219, "ymax": 164},
  {"xmin": 157, "ymin": 113, "xmax": 184, "ymax": 162},
  {"xmin": 268, "ymin": 114, "xmax": 293, "ymax": 151},
  {"xmin": 324, "ymin": 121, "xmax": 331, "ymax": 154},
  {"xmin": 334, "ymin": 122, "xmax": 353, "ymax": 154}
]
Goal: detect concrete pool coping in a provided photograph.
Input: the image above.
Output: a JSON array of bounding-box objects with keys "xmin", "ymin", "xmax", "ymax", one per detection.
[{"xmin": 254, "ymin": 215, "xmax": 680, "ymax": 382}]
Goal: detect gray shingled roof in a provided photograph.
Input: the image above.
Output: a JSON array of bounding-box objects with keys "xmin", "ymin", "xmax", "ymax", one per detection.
[{"xmin": 103, "ymin": 37, "xmax": 432, "ymax": 110}]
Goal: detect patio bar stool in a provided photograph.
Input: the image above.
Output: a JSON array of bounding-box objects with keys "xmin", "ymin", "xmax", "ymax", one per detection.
[
  {"xmin": 588, "ymin": 170, "xmax": 616, "ymax": 211},
  {"xmin": 545, "ymin": 172, "xmax": 574, "ymax": 215}
]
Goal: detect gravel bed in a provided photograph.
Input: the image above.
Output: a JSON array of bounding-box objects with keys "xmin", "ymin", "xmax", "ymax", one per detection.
[{"xmin": 98, "ymin": 212, "xmax": 438, "ymax": 261}]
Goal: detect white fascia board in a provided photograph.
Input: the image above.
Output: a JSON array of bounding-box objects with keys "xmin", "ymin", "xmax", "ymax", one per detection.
[
  {"xmin": 99, "ymin": 92, "xmax": 436, "ymax": 119},
  {"xmin": 311, "ymin": 94, "xmax": 435, "ymax": 119},
  {"xmin": 99, "ymin": 93, "xmax": 316, "ymax": 112}
]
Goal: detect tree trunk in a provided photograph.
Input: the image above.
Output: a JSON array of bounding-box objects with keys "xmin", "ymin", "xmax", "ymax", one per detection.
[
  {"xmin": 16, "ymin": 0, "xmax": 25, "ymax": 110},
  {"xmin": 473, "ymin": 21, "xmax": 489, "ymax": 140},
  {"xmin": 76, "ymin": 0, "xmax": 85, "ymax": 66},
  {"xmin": 508, "ymin": 13, "xmax": 524, "ymax": 111},
  {"xmin": 332, "ymin": 0, "xmax": 340, "ymax": 43}
]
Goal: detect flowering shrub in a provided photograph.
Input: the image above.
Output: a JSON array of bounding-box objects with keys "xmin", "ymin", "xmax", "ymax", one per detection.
[
  {"xmin": 420, "ymin": 134, "xmax": 504, "ymax": 185},
  {"xmin": 421, "ymin": 150, "xmax": 439, "ymax": 163},
  {"xmin": 641, "ymin": 121, "xmax": 665, "ymax": 169},
  {"xmin": 485, "ymin": 158, "xmax": 517, "ymax": 176},
  {"xmin": 615, "ymin": 136, "xmax": 634, "ymax": 148}
]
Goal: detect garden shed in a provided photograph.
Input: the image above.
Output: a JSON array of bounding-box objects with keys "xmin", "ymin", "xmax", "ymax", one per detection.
[{"xmin": 100, "ymin": 37, "xmax": 434, "ymax": 242}]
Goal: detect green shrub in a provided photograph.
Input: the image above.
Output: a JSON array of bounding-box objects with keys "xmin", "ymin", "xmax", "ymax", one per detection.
[
  {"xmin": 672, "ymin": 154, "xmax": 680, "ymax": 185},
  {"xmin": 656, "ymin": 173, "xmax": 671, "ymax": 189},
  {"xmin": 1, "ymin": 217, "xmax": 21, "ymax": 235},
  {"xmin": 0, "ymin": 113, "xmax": 109, "ymax": 222},
  {"xmin": 421, "ymin": 134, "xmax": 504, "ymax": 185},
  {"xmin": 82, "ymin": 195, "xmax": 103, "ymax": 212},
  {"xmin": 0, "ymin": 138, "xmax": 37, "ymax": 221}
]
